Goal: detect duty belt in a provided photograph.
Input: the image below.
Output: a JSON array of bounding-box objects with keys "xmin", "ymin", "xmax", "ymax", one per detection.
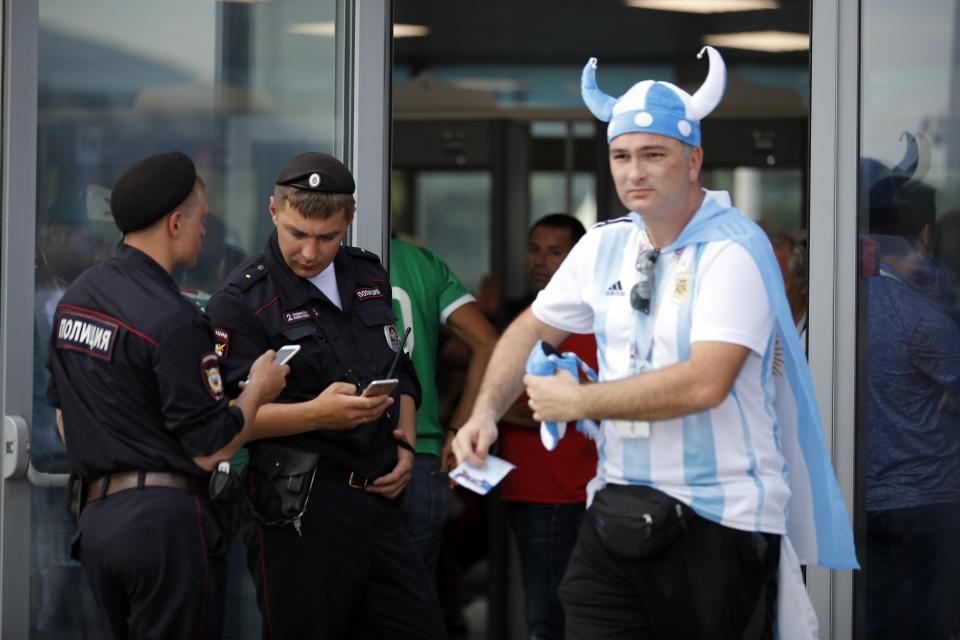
[
  {"xmin": 84, "ymin": 470, "xmax": 203, "ymax": 507},
  {"xmin": 315, "ymin": 463, "xmax": 373, "ymax": 490}
]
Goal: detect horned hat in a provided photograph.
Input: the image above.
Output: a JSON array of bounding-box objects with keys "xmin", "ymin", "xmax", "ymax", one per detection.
[{"xmin": 581, "ymin": 46, "xmax": 726, "ymax": 146}]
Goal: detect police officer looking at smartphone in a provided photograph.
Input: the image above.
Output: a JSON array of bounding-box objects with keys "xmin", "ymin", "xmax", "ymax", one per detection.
[
  {"xmin": 206, "ymin": 152, "xmax": 446, "ymax": 639},
  {"xmin": 47, "ymin": 151, "xmax": 290, "ymax": 639}
]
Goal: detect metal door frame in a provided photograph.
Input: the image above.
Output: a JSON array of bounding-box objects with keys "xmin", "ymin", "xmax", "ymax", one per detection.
[
  {"xmin": 808, "ymin": 0, "xmax": 859, "ymax": 637},
  {"xmin": 0, "ymin": 0, "xmax": 39, "ymax": 635}
]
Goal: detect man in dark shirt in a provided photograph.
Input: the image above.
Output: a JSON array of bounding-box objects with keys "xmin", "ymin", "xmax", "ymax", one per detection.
[
  {"xmin": 206, "ymin": 152, "xmax": 445, "ymax": 639},
  {"xmin": 864, "ymin": 177, "xmax": 960, "ymax": 638},
  {"xmin": 47, "ymin": 151, "xmax": 289, "ymax": 639}
]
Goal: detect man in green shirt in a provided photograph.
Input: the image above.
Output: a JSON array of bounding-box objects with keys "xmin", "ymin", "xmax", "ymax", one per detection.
[{"xmin": 390, "ymin": 237, "xmax": 498, "ymax": 575}]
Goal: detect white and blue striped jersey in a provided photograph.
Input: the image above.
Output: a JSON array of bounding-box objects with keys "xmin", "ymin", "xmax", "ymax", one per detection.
[{"xmin": 531, "ymin": 190, "xmax": 790, "ymax": 535}]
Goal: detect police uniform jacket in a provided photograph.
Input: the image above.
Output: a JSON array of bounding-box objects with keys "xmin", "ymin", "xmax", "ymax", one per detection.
[
  {"xmin": 46, "ymin": 244, "xmax": 242, "ymax": 483},
  {"xmin": 205, "ymin": 233, "xmax": 421, "ymax": 479}
]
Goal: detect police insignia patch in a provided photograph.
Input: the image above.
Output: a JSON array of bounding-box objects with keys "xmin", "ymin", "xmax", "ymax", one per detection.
[
  {"xmin": 384, "ymin": 324, "xmax": 402, "ymax": 352},
  {"xmin": 282, "ymin": 309, "xmax": 311, "ymax": 324},
  {"xmin": 355, "ymin": 286, "xmax": 384, "ymax": 302},
  {"xmin": 55, "ymin": 308, "xmax": 120, "ymax": 361},
  {"xmin": 201, "ymin": 353, "xmax": 225, "ymax": 400},
  {"xmin": 214, "ymin": 328, "xmax": 230, "ymax": 357}
]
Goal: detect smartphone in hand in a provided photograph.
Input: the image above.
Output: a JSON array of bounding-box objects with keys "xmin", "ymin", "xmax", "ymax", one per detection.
[
  {"xmin": 361, "ymin": 378, "xmax": 399, "ymax": 397},
  {"xmin": 273, "ymin": 344, "xmax": 301, "ymax": 365},
  {"xmin": 246, "ymin": 344, "xmax": 300, "ymax": 385}
]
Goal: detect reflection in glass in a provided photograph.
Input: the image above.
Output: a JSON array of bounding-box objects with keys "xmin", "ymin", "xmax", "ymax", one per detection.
[
  {"xmin": 858, "ymin": 1, "xmax": 960, "ymax": 635},
  {"xmin": 33, "ymin": 1, "xmax": 341, "ymax": 638},
  {"xmin": 529, "ymin": 172, "xmax": 597, "ymax": 230},
  {"xmin": 414, "ymin": 172, "xmax": 492, "ymax": 294}
]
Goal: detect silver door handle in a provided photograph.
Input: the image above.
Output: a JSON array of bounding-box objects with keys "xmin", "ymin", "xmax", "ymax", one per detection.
[{"xmin": 3, "ymin": 415, "xmax": 70, "ymax": 488}]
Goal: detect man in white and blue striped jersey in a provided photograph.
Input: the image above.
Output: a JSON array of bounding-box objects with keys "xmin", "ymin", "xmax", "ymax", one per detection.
[{"xmin": 453, "ymin": 46, "xmax": 856, "ymax": 640}]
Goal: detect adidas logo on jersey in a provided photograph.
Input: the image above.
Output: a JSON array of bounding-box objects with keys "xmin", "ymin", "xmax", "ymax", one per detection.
[{"xmin": 605, "ymin": 281, "xmax": 625, "ymax": 296}]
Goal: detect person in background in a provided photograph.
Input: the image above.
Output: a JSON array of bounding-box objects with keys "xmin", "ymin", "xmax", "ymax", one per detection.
[
  {"xmin": 768, "ymin": 231, "xmax": 808, "ymax": 342},
  {"xmin": 390, "ymin": 235, "xmax": 498, "ymax": 577},
  {"xmin": 863, "ymin": 162, "xmax": 960, "ymax": 639},
  {"xmin": 498, "ymin": 213, "xmax": 597, "ymax": 640}
]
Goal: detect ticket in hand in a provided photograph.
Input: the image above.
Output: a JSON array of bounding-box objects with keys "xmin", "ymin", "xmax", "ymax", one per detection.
[{"xmin": 449, "ymin": 455, "xmax": 516, "ymax": 496}]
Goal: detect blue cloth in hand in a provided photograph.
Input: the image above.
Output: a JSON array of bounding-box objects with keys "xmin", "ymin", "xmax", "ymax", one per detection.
[{"xmin": 524, "ymin": 341, "xmax": 600, "ymax": 451}]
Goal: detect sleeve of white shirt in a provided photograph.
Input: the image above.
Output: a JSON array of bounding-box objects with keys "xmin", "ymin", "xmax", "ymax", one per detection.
[
  {"xmin": 690, "ymin": 240, "xmax": 774, "ymax": 355},
  {"xmin": 530, "ymin": 233, "xmax": 595, "ymax": 334}
]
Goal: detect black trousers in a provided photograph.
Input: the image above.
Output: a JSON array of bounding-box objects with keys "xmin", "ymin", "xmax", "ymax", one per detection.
[
  {"xmin": 246, "ymin": 472, "xmax": 447, "ymax": 640},
  {"xmin": 559, "ymin": 498, "xmax": 780, "ymax": 640},
  {"xmin": 76, "ymin": 487, "xmax": 226, "ymax": 640},
  {"xmin": 865, "ymin": 505, "xmax": 960, "ymax": 639}
]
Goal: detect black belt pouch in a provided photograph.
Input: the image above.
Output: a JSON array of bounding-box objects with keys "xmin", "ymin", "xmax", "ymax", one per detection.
[
  {"xmin": 250, "ymin": 441, "xmax": 320, "ymax": 524},
  {"xmin": 591, "ymin": 484, "xmax": 694, "ymax": 559}
]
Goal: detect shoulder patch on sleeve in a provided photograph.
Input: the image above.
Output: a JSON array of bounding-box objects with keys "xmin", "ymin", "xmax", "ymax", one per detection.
[
  {"xmin": 201, "ymin": 353, "xmax": 225, "ymax": 400},
  {"xmin": 214, "ymin": 328, "xmax": 230, "ymax": 357},
  {"xmin": 345, "ymin": 246, "xmax": 382, "ymax": 263},
  {"xmin": 55, "ymin": 308, "xmax": 120, "ymax": 361}
]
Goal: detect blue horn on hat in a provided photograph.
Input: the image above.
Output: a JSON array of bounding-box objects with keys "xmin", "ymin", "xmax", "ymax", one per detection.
[
  {"xmin": 890, "ymin": 131, "xmax": 930, "ymax": 182},
  {"xmin": 581, "ymin": 58, "xmax": 616, "ymax": 122},
  {"xmin": 687, "ymin": 46, "xmax": 726, "ymax": 122},
  {"xmin": 892, "ymin": 131, "xmax": 919, "ymax": 180}
]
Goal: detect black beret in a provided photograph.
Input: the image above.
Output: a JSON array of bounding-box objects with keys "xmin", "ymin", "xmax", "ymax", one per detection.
[
  {"xmin": 110, "ymin": 151, "xmax": 197, "ymax": 233},
  {"xmin": 275, "ymin": 152, "xmax": 355, "ymax": 194}
]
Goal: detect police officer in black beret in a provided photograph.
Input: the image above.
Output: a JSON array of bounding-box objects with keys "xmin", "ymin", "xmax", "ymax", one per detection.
[
  {"xmin": 46, "ymin": 151, "xmax": 290, "ymax": 639},
  {"xmin": 206, "ymin": 152, "xmax": 446, "ymax": 639}
]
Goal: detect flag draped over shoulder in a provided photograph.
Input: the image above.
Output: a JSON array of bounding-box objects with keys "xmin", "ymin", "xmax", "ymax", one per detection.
[{"xmin": 638, "ymin": 191, "xmax": 859, "ymax": 570}]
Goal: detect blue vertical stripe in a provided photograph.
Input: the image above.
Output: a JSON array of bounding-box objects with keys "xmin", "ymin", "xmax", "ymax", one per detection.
[
  {"xmin": 592, "ymin": 228, "xmax": 631, "ymax": 375},
  {"xmin": 676, "ymin": 245, "xmax": 725, "ymax": 520},
  {"xmin": 593, "ymin": 228, "xmax": 632, "ymax": 482}
]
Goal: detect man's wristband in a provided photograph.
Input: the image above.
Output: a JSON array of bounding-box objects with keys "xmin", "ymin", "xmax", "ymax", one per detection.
[{"xmin": 396, "ymin": 438, "xmax": 416, "ymax": 455}]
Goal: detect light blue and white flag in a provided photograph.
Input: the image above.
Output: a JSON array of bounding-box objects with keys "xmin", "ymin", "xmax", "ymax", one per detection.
[
  {"xmin": 525, "ymin": 341, "xmax": 602, "ymax": 450},
  {"xmin": 633, "ymin": 191, "xmax": 859, "ymax": 570}
]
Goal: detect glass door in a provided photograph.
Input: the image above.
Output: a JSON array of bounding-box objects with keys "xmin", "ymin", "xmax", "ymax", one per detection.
[
  {"xmin": 2, "ymin": 1, "xmax": 352, "ymax": 636},
  {"xmin": 854, "ymin": 0, "xmax": 960, "ymax": 636}
]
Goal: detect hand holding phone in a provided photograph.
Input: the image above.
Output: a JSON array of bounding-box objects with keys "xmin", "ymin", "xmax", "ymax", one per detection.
[
  {"xmin": 361, "ymin": 378, "xmax": 399, "ymax": 397},
  {"xmin": 245, "ymin": 345, "xmax": 299, "ymax": 386}
]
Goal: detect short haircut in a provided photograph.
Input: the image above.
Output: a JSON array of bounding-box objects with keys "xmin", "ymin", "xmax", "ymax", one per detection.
[
  {"xmin": 273, "ymin": 184, "xmax": 355, "ymax": 220},
  {"xmin": 181, "ymin": 176, "xmax": 205, "ymax": 212},
  {"xmin": 531, "ymin": 213, "xmax": 587, "ymax": 246}
]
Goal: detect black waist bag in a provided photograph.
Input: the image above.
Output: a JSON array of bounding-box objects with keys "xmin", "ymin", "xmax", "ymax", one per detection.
[
  {"xmin": 591, "ymin": 485, "xmax": 694, "ymax": 559},
  {"xmin": 249, "ymin": 441, "xmax": 320, "ymax": 526}
]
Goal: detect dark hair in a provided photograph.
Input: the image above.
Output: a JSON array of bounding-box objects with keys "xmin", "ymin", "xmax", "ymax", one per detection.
[
  {"xmin": 768, "ymin": 233, "xmax": 808, "ymax": 284},
  {"xmin": 531, "ymin": 213, "xmax": 587, "ymax": 245},
  {"xmin": 273, "ymin": 185, "xmax": 355, "ymax": 220}
]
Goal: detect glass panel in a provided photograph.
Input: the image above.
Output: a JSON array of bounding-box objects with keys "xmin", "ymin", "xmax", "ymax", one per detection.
[
  {"xmin": 33, "ymin": 1, "xmax": 342, "ymax": 637},
  {"xmin": 414, "ymin": 172, "xmax": 491, "ymax": 293},
  {"xmin": 856, "ymin": 0, "xmax": 960, "ymax": 636},
  {"xmin": 703, "ymin": 167, "xmax": 805, "ymax": 233},
  {"xmin": 529, "ymin": 171, "xmax": 597, "ymax": 229}
]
